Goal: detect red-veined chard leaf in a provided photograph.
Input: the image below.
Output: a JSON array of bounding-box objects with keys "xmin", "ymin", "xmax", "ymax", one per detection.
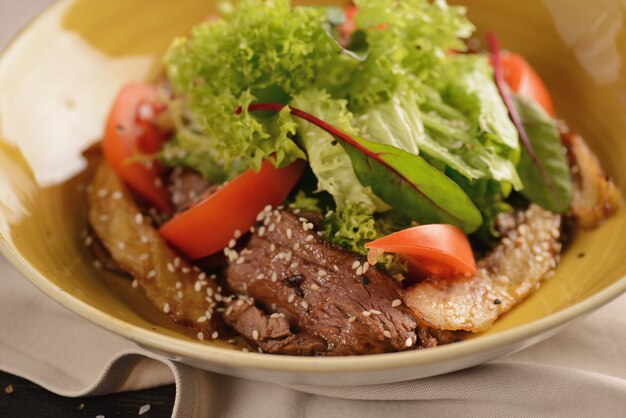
[
  {"xmin": 513, "ymin": 95, "xmax": 573, "ymax": 213},
  {"xmin": 237, "ymin": 103, "xmax": 483, "ymax": 233}
]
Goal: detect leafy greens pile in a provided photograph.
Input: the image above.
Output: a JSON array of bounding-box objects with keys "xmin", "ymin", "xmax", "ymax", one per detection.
[{"xmin": 163, "ymin": 0, "xmax": 571, "ymax": 266}]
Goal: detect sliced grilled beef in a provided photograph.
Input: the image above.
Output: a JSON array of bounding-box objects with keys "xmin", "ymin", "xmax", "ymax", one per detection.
[
  {"xmin": 167, "ymin": 167, "xmax": 216, "ymax": 213},
  {"xmin": 223, "ymin": 209, "xmax": 430, "ymax": 356}
]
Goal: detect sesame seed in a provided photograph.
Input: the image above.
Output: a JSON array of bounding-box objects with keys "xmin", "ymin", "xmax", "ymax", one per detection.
[
  {"xmin": 212, "ymin": 331, "xmax": 219, "ymax": 339},
  {"xmin": 392, "ymin": 299, "xmax": 402, "ymax": 307},
  {"xmin": 163, "ymin": 303, "xmax": 170, "ymax": 313},
  {"xmin": 84, "ymin": 236, "xmax": 93, "ymax": 246},
  {"xmin": 305, "ymin": 235, "xmax": 314, "ymax": 242},
  {"xmin": 286, "ymin": 228, "xmax": 293, "ymax": 239},
  {"xmin": 139, "ymin": 254, "xmax": 149, "ymax": 261},
  {"xmin": 318, "ymin": 270, "xmax": 327, "ymax": 277},
  {"xmin": 293, "ymin": 243, "xmax": 300, "ymax": 251},
  {"xmin": 258, "ymin": 226, "xmax": 266, "ymax": 237},
  {"xmin": 362, "ymin": 310, "xmax": 372, "ymax": 317},
  {"xmin": 134, "ymin": 213, "xmax": 143, "ymax": 225},
  {"xmin": 301, "ymin": 300, "xmax": 309, "ymax": 309},
  {"xmin": 198, "ymin": 272, "xmax": 207, "ymax": 280},
  {"xmin": 206, "ymin": 287, "xmax": 213, "ymax": 297},
  {"xmin": 147, "ymin": 270, "xmax": 157, "ymax": 279},
  {"xmin": 99, "ymin": 214, "xmax": 109, "ymax": 222},
  {"xmin": 264, "ymin": 204, "xmax": 272, "ymax": 213},
  {"xmin": 234, "ymin": 229, "xmax": 242, "ymax": 239},
  {"xmin": 112, "ymin": 191, "xmax": 122, "ymax": 200},
  {"xmin": 356, "ymin": 266, "xmax": 363, "ymax": 275},
  {"xmin": 270, "ymin": 313, "xmax": 281, "ymax": 318},
  {"xmin": 197, "ymin": 332, "xmax": 204, "ymax": 341},
  {"xmin": 270, "ymin": 243, "xmax": 276, "ymax": 252},
  {"xmin": 141, "ymin": 236, "xmax": 149, "ymax": 244},
  {"xmin": 256, "ymin": 273, "xmax": 265, "ymax": 280},
  {"xmin": 351, "ymin": 261, "xmax": 360, "ymax": 270},
  {"xmin": 348, "ymin": 316, "xmax": 357, "ymax": 323},
  {"xmin": 182, "ymin": 267, "xmax": 190, "ymax": 274},
  {"xmin": 271, "ymin": 272, "xmax": 277, "ymax": 282},
  {"xmin": 236, "ymin": 257, "xmax": 245, "ymax": 264},
  {"xmin": 118, "ymin": 242, "xmax": 125, "ymax": 250},
  {"xmin": 252, "ymin": 330, "xmax": 259, "ymax": 340},
  {"xmin": 287, "ymin": 294, "xmax": 295, "ymax": 303},
  {"xmin": 197, "ymin": 316, "xmax": 208, "ymax": 323},
  {"xmin": 362, "ymin": 262, "xmax": 370, "ymax": 273},
  {"xmin": 167, "ymin": 263, "xmax": 175, "ymax": 273},
  {"xmin": 405, "ymin": 337, "xmax": 413, "ymax": 347},
  {"xmin": 177, "ymin": 290, "xmax": 183, "ymax": 299},
  {"xmin": 383, "ymin": 330, "xmax": 392, "ymax": 339},
  {"xmin": 131, "ymin": 280, "xmax": 138, "ymax": 288},
  {"xmin": 139, "ymin": 404, "xmax": 151, "ymax": 415},
  {"xmin": 97, "ymin": 188, "xmax": 109, "ymax": 197},
  {"xmin": 263, "ymin": 216, "xmax": 271, "ymax": 226},
  {"xmin": 174, "ymin": 257, "xmax": 181, "ymax": 267},
  {"xmin": 310, "ymin": 283, "xmax": 320, "ymax": 290},
  {"xmin": 370, "ymin": 309, "xmax": 382, "ymax": 315},
  {"xmin": 268, "ymin": 223, "xmax": 276, "ymax": 232}
]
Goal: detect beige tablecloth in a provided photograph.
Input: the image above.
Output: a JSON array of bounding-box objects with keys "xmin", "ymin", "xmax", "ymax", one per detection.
[{"xmin": 1, "ymin": 255, "xmax": 626, "ymax": 418}]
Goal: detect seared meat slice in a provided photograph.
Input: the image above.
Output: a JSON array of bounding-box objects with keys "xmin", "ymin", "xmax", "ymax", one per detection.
[
  {"xmin": 167, "ymin": 167, "xmax": 215, "ymax": 213},
  {"xmin": 403, "ymin": 204, "xmax": 561, "ymax": 333},
  {"xmin": 562, "ymin": 130, "xmax": 622, "ymax": 228},
  {"xmin": 224, "ymin": 209, "xmax": 424, "ymax": 355},
  {"xmin": 88, "ymin": 161, "xmax": 225, "ymax": 338}
]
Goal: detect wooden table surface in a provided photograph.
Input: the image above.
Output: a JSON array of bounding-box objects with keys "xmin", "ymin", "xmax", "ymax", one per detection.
[{"xmin": 0, "ymin": 370, "xmax": 175, "ymax": 417}]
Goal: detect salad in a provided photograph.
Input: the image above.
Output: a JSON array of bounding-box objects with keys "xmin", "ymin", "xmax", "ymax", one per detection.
[{"xmin": 86, "ymin": 0, "xmax": 621, "ymax": 355}]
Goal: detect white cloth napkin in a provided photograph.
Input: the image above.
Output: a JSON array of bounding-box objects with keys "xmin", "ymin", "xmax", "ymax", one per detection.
[{"xmin": 2, "ymin": 254, "xmax": 626, "ymax": 418}]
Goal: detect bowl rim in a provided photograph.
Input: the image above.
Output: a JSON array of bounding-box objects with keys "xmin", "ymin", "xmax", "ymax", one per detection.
[{"xmin": 2, "ymin": 0, "xmax": 626, "ymax": 375}]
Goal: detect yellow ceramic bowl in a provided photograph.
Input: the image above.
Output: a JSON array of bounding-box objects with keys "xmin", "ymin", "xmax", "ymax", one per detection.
[{"xmin": 1, "ymin": 0, "xmax": 626, "ymax": 385}]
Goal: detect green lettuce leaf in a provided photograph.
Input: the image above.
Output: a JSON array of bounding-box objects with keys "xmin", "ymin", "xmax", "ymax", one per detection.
[{"xmin": 514, "ymin": 95, "xmax": 573, "ymax": 213}]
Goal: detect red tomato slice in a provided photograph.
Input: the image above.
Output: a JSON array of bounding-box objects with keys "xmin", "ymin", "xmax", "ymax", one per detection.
[
  {"xmin": 365, "ymin": 224, "xmax": 477, "ymax": 280},
  {"xmin": 102, "ymin": 83, "xmax": 172, "ymax": 213},
  {"xmin": 500, "ymin": 52, "xmax": 555, "ymax": 116},
  {"xmin": 159, "ymin": 160, "xmax": 306, "ymax": 259}
]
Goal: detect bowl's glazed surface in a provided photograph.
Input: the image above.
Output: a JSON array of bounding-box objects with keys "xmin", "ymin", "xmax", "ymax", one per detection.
[{"xmin": 1, "ymin": 0, "xmax": 626, "ymax": 385}]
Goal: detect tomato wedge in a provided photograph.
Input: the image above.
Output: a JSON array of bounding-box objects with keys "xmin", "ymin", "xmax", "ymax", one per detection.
[
  {"xmin": 159, "ymin": 160, "xmax": 306, "ymax": 259},
  {"xmin": 365, "ymin": 224, "xmax": 477, "ymax": 280},
  {"xmin": 102, "ymin": 83, "xmax": 172, "ymax": 213},
  {"xmin": 500, "ymin": 52, "xmax": 555, "ymax": 116}
]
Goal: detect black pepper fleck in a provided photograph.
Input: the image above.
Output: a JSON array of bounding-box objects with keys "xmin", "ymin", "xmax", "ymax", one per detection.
[
  {"xmin": 284, "ymin": 274, "xmax": 305, "ymax": 287},
  {"xmin": 116, "ymin": 124, "xmax": 125, "ymax": 133},
  {"xmin": 493, "ymin": 299, "xmax": 502, "ymax": 305},
  {"xmin": 295, "ymin": 288, "xmax": 305, "ymax": 297},
  {"xmin": 361, "ymin": 276, "xmax": 369, "ymax": 286},
  {"xmin": 331, "ymin": 140, "xmax": 338, "ymax": 146},
  {"xmin": 577, "ymin": 252, "xmax": 585, "ymax": 258}
]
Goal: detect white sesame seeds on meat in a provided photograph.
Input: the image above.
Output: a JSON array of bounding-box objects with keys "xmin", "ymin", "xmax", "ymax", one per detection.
[
  {"xmin": 305, "ymin": 235, "xmax": 314, "ymax": 242},
  {"xmin": 356, "ymin": 266, "xmax": 363, "ymax": 276},
  {"xmin": 97, "ymin": 188, "xmax": 109, "ymax": 198},
  {"xmin": 252, "ymin": 330, "xmax": 259, "ymax": 340},
  {"xmin": 289, "ymin": 262, "xmax": 299, "ymax": 269},
  {"xmin": 234, "ymin": 229, "xmax": 242, "ymax": 239},
  {"xmin": 287, "ymin": 294, "xmax": 296, "ymax": 303},
  {"xmin": 362, "ymin": 310, "xmax": 372, "ymax": 317},
  {"xmin": 84, "ymin": 236, "xmax": 93, "ymax": 246},
  {"xmin": 370, "ymin": 309, "xmax": 382, "ymax": 315},
  {"xmin": 112, "ymin": 191, "xmax": 123, "ymax": 200},
  {"xmin": 167, "ymin": 263, "xmax": 175, "ymax": 273},
  {"xmin": 351, "ymin": 260, "xmax": 360, "ymax": 270},
  {"xmin": 362, "ymin": 262, "xmax": 370, "ymax": 273},
  {"xmin": 147, "ymin": 270, "xmax": 157, "ymax": 279},
  {"xmin": 197, "ymin": 332, "xmax": 204, "ymax": 341},
  {"xmin": 271, "ymin": 272, "xmax": 277, "ymax": 282},
  {"xmin": 301, "ymin": 300, "xmax": 309, "ymax": 309},
  {"xmin": 236, "ymin": 257, "xmax": 245, "ymax": 264},
  {"xmin": 197, "ymin": 316, "xmax": 208, "ymax": 323},
  {"xmin": 173, "ymin": 257, "xmax": 181, "ymax": 268},
  {"xmin": 293, "ymin": 243, "xmax": 300, "ymax": 251},
  {"xmin": 140, "ymin": 235, "xmax": 149, "ymax": 244},
  {"xmin": 263, "ymin": 216, "xmax": 271, "ymax": 226},
  {"xmin": 405, "ymin": 337, "xmax": 413, "ymax": 347},
  {"xmin": 270, "ymin": 243, "xmax": 276, "ymax": 252},
  {"xmin": 131, "ymin": 280, "xmax": 139, "ymax": 288},
  {"xmin": 139, "ymin": 253, "xmax": 149, "ymax": 261},
  {"xmin": 163, "ymin": 303, "xmax": 170, "ymax": 314},
  {"xmin": 348, "ymin": 316, "xmax": 357, "ymax": 323},
  {"xmin": 391, "ymin": 299, "xmax": 402, "ymax": 308},
  {"xmin": 310, "ymin": 283, "xmax": 320, "ymax": 291},
  {"xmin": 198, "ymin": 272, "xmax": 207, "ymax": 280},
  {"xmin": 268, "ymin": 223, "xmax": 276, "ymax": 232},
  {"xmin": 182, "ymin": 267, "xmax": 190, "ymax": 274},
  {"xmin": 134, "ymin": 213, "xmax": 143, "ymax": 225},
  {"xmin": 286, "ymin": 228, "xmax": 293, "ymax": 239},
  {"xmin": 383, "ymin": 330, "xmax": 392, "ymax": 339},
  {"xmin": 258, "ymin": 226, "xmax": 266, "ymax": 237},
  {"xmin": 99, "ymin": 214, "xmax": 109, "ymax": 222},
  {"xmin": 317, "ymin": 270, "xmax": 327, "ymax": 277},
  {"xmin": 118, "ymin": 242, "xmax": 126, "ymax": 250},
  {"xmin": 138, "ymin": 404, "xmax": 151, "ymax": 416},
  {"xmin": 175, "ymin": 281, "xmax": 182, "ymax": 289},
  {"xmin": 177, "ymin": 290, "xmax": 183, "ymax": 299},
  {"xmin": 212, "ymin": 331, "xmax": 219, "ymax": 339},
  {"xmin": 205, "ymin": 287, "xmax": 213, "ymax": 297},
  {"xmin": 256, "ymin": 273, "xmax": 265, "ymax": 280}
]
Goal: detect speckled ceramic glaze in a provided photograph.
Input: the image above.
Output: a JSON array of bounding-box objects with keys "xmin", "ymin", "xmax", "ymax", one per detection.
[{"xmin": 1, "ymin": 0, "xmax": 626, "ymax": 386}]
